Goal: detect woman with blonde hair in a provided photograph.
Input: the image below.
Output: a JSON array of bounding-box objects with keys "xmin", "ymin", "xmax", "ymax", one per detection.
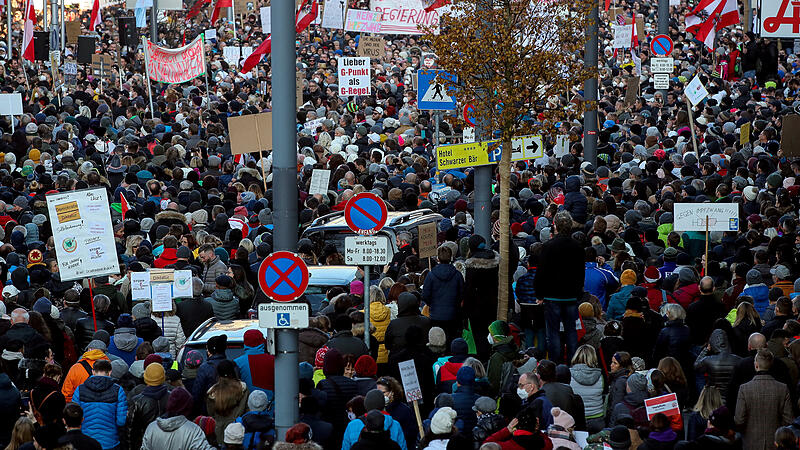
[
  {"xmin": 4, "ymin": 417, "xmax": 33, "ymax": 450},
  {"xmin": 685, "ymin": 386, "xmax": 723, "ymax": 441},
  {"xmin": 125, "ymin": 235, "xmax": 144, "ymax": 257},
  {"xmin": 569, "ymin": 345, "xmax": 605, "ymax": 432},
  {"xmin": 731, "ymin": 299, "xmax": 762, "ymax": 355}
]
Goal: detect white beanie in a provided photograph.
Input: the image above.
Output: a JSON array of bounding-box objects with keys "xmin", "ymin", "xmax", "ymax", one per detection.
[
  {"xmin": 743, "ymin": 186, "xmax": 758, "ymax": 202},
  {"xmin": 430, "ymin": 406, "xmax": 457, "ymax": 434}
]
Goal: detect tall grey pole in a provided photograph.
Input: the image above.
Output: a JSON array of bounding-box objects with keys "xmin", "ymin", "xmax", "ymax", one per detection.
[
  {"xmin": 60, "ymin": 0, "xmax": 64, "ymax": 50},
  {"xmin": 657, "ymin": 0, "xmax": 669, "ymax": 100},
  {"xmin": 473, "ymin": 1, "xmax": 491, "ymax": 242},
  {"xmin": 6, "ymin": 0, "xmax": 11, "ymax": 60},
  {"xmin": 582, "ymin": 0, "xmax": 598, "ymax": 165},
  {"xmin": 363, "ymin": 267, "xmax": 370, "ymax": 350},
  {"xmin": 150, "ymin": 0, "xmax": 157, "ymax": 42},
  {"xmin": 272, "ymin": 0, "xmax": 299, "ymax": 440}
]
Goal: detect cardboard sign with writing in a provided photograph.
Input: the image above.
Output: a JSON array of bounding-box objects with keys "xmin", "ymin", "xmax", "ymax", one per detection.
[
  {"xmin": 358, "ymin": 35, "xmax": 383, "ymax": 58},
  {"xmin": 740, "ymin": 122, "xmax": 751, "ymax": 145},
  {"xmin": 781, "ymin": 114, "xmax": 800, "ymax": 157},
  {"xmin": 418, "ymin": 222, "xmax": 437, "ymax": 258},
  {"xmin": 91, "ymin": 54, "xmax": 115, "ymax": 78},
  {"xmin": 66, "ymin": 21, "xmax": 81, "ymax": 44},
  {"xmin": 234, "ymin": 0, "xmax": 255, "ymax": 13},
  {"xmin": 229, "ymin": 112, "xmax": 273, "ymax": 154},
  {"xmin": 624, "ymin": 76, "xmax": 639, "ymax": 105},
  {"xmin": 636, "ymin": 15, "xmax": 645, "ymax": 42},
  {"xmin": 398, "ymin": 360, "xmax": 423, "ymax": 402}
]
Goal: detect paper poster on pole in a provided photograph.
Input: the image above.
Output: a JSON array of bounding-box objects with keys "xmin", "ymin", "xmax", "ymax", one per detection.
[
  {"xmin": 644, "ymin": 393, "xmax": 680, "ymax": 420},
  {"xmin": 309, "ymin": 169, "xmax": 331, "ymax": 195},
  {"xmin": 130, "ymin": 272, "xmax": 150, "ymax": 300},
  {"xmin": 674, "ymin": 203, "xmax": 739, "ymax": 232},
  {"xmin": 131, "ymin": 269, "xmax": 193, "ymax": 303},
  {"xmin": 554, "ymin": 135, "xmax": 570, "ymax": 158},
  {"xmin": 173, "ymin": 270, "xmax": 193, "ymax": 298},
  {"xmin": 612, "ymin": 24, "xmax": 633, "ymax": 48},
  {"xmin": 260, "ymin": 7, "xmax": 271, "ymax": 33},
  {"xmin": 398, "ymin": 360, "xmax": 423, "ymax": 402},
  {"xmin": 229, "ymin": 112, "xmax": 273, "ymax": 154},
  {"xmin": 337, "ymin": 57, "xmax": 371, "ymax": 96},
  {"xmin": 205, "ymin": 29, "xmax": 217, "ymax": 40},
  {"xmin": 46, "ymin": 188, "xmax": 120, "ymax": 282},
  {"xmin": 685, "ymin": 75, "xmax": 709, "ymax": 106},
  {"xmin": 344, "ymin": 9, "xmax": 382, "ymax": 33},
  {"xmin": 417, "ymin": 222, "xmax": 437, "ymax": 258},
  {"xmin": 0, "ymin": 94, "xmax": 23, "ymax": 116},
  {"xmin": 303, "ymin": 117, "xmax": 325, "ymax": 136},
  {"xmin": 321, "ymin": 0, "xmax": 346, "ymax": 29},
  {"xmin": 151, "ymin": 283, "xmax": 173, "ymax": 312}
]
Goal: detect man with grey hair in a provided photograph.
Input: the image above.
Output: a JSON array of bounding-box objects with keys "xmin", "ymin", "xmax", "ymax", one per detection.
[
  {"xmin": 0, "ymin": 307, "xmax": 42, "ymax": 353},
  {"xmin": 386, "ymin": 231, "xmax": 414, "ymax": 280}
]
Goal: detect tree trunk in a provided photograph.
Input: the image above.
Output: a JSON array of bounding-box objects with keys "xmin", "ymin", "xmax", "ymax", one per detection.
[{"xmin": 497, "ymin": 138, "xmax": 512, "ymax": 321}]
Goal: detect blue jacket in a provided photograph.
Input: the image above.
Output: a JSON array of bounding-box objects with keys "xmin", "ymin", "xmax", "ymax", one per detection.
[
  {"xmin": 515, "ymin": 268, "xmax": 536, "ymax": 303},
  {"xmin": 743, "ymin": 284, "xmax": 770, "ymax": 317},
  {"xmin": 422, "ymin": 263, "xmax": 464, "ymax": 321},
  {"xmin": 107, "ymin": 328, "xmax": 142, "ymax": 366},
  {"xmin": 73, "ymin": 376, "xmax": 127, "ymax": 450},
  {"xmin": 562, "ymin": 175, "xmax": 587, "ymax": 223},
  {"xmin": 452, "ymin": 384, "xmax": 480, "ymax": 433},
  {"xmin": 341, "ymin": 412, "xmax": 407, "ymax": 450},
  {"xmin": 607, "ymin": 284, "xmax": 635, "ymax": 320},
  {"xmin": 234, "ymin": 344, "xmax": 275, "ymax": 411},
  {"xmin": 584, "ymin": 262, "xmax": 619, "ymax": 308},
  {"xmin": 235, "ymin": 410, "xmax": 276, "ymax": 449},
  {"xmin": 192, "ymin": 354, "xmax": 229, "ymax": 415}
]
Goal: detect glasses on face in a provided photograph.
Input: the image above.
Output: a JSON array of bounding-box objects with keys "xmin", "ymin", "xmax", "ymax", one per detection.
[{"xmin": 517, "ymin": 381, "xmax": 531, "ymax": 389}]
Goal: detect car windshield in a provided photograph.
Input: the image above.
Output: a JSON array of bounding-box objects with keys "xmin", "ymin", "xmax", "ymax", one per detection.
[{"xmin": 306, "ymin": 285, "xmax": 329, "ymax": 313}]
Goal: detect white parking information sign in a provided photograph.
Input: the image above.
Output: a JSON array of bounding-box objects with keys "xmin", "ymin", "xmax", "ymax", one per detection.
[
  {"xmin": 258, "ymin": 303, "xmax": 309, "ymax": 329},
  {"xmin": 650, "ymin": 57, "xmax": 674, "ymax": 73},
  {"xmin": 345, "ymin": 236, "xmax": 391, "ymax": 265},
  {"xmin": 654, "ymin": 73, "xmax": 670, "ymax": 90}
]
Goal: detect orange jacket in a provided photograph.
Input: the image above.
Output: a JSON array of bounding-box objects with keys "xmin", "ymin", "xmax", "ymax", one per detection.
[{"xmin": 61, "ymin": 349, "xmax": 109, "ymax": 402}]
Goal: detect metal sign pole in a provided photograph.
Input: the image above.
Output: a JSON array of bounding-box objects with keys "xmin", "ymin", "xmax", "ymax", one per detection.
[{"xmin": 363, "ymin": 266, "xmax": 370, "ymax": 350}]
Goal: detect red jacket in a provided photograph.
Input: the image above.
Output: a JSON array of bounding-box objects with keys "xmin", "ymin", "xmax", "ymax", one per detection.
[
  {"xmin": 484, "ymin": 427, "xmax": 553, "ymax": 450},
  {"xmin": 153, "ymin": 248, "xmax": 177, "ymax": 268},
  {"xmin": 643, "ymin": 282, "xmax": 668, "ymax": 311},
  {"xmin": 671, "ymin": 283, "xmax": 700, "ymax": 309}
]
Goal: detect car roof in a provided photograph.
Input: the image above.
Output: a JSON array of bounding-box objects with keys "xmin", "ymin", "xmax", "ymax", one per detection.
[
  {"xmin": 305, "ymin": 209, "xmax": 441, "ymax": 231},
  {"xmin": 186, "ymin": 318, "xmax": 260, "ymax": 344},
  {"xmin": 308, "ymin": 265, "xmax": 358, "ymax": 285}
]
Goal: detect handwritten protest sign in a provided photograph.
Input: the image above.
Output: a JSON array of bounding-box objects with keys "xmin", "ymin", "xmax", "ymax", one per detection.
[
  {"xmin": 674, "ymin": 203, "xmax": 739, "ymax": 232},
  {"xmin": 345, "ymin": 9, "xmax": 382, "ymax": 33},
  {"xmin": 145, "ymin": 34, "xmax": 206, "ymax": 84},
  {"xmin": 398, "ymin": 360, "xmax": 423, "ymax": 402},
  {"xmin": 358, "ymin": 35, "xmax": 384, "ymax": 58},
  {"xmin": 371, "ymin": 0, "xmax": 443, "ymax": 34},
  {"xmin": 644, "ymin": 393, "xmax": 680, "ymax": 420}
]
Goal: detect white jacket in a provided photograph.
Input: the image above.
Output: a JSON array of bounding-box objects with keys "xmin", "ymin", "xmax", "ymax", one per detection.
[{"xmin": 152, "ymin": 315, "xmax": 186, "ymax": 358}]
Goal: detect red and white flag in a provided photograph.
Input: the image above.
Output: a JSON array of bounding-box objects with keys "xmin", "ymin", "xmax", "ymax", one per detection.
[
  {"xmin": 685, "ymin": 0, "xmax": 739, "ymax": 49},
  {"xmin": 423, "ymin": 0, "xmax": 449, "ymax": 12},
  {"xmin": 295, "ymin": 0, "xmax": 318, "ymax": 33},
  {"xmin": 89, "ymin": 0, "xmax": 102, "ymax": 31},
  {"xmin": 22, "ymin": 0, "xmax": 35, "ymax": 62},
  {"xmin": 120, "ymin": 193, "xmax": 131, "ymax": 219},
  {"xmin": 210, "ymin": 0, "xmax": 232, "ymax": 24},
  {"xmin": 241, "ymin": 35, "xmax": 271, "ymax": 73}
]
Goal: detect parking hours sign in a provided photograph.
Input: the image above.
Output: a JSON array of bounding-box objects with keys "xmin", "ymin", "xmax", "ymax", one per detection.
[{"xmin": 345, "ymin": 235, "xmax": 391, "ymax": 265}]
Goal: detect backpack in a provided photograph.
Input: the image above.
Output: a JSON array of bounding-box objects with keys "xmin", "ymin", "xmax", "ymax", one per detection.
[{"xmin": 498, "ymin": 361, "xmax": 519, "ymax": 395}]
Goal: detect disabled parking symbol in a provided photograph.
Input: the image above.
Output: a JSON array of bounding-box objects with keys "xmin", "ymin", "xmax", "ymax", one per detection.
[{"xmin": 277, "ymin": 313, "xmax": 290, "ymax": 327}]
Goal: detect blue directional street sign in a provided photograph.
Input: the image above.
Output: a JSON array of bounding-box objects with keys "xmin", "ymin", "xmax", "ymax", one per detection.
[{"xmin": 418, "ymin": 69, "xmax": 457, "ymax": 111}]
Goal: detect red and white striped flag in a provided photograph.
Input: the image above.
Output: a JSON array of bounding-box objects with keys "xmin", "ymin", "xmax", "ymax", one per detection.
[
  {"xmin": 211, "ymin": 0, "xmax": 232, "ymax": 24},
  {"xmin": 89, "ymin": 0, "xmax": 102, "ymax": 31},
  {"xmin": 241, "ymin": 34, "xmax": 270, "ymax": 73},
  {"xmin": 120, "ymin": 192, "xmax": 131, "ymax": 219},
  {"xmin": 295, "ymin": 0, "xmax": 318, "ymax": 33},
  {"xmin": 423, "ymin": 0, "xmax": 449, "ymax": 12},
  {"xmin": 22, "ymin": 0, "xmax": 35, "ymax": 62},
  {"xmin": 685, "ymin": 0, "xmax": 739, "ymax": 49}
]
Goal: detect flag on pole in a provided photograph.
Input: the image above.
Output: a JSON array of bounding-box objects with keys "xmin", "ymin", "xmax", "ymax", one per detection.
[
  {"xmin": 685, "ymin": 0, "xmax": 739, "ymax": 49},
  {"xmin": 89, "ymin": 0, "xmax": 102, "ymax": 31},
  {"xmin": 241, "ymin": 35, "xmax": 271, "ymax": 73},
  {"xmin": 295, "ymin": 0, "xmax": 318, "ymax": 33},
  {"xmin": 187, "ymin": 0, "xmax": 210, "ymax": 20},
  {"xmin": 423, "ymin": 0, "xmax": 449, "ymax": 12},
  {"xmin": 120, "ymin": 192, "xmax": 130, "ymax": 219},
  {"xmin": 22, "ymin": 0, "xmax": 35, "ymax": 62},
  {"xmin": 211, "ymin": 0, "xmax": 231, "ymax": 24}
]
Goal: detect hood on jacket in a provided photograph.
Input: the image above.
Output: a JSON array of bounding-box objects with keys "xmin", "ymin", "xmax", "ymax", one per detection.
[
  {"xmin": 157, "ymin": 248, "xmax": 178, "ymax": 263},
  {"xmin": 428, "ymin": 263, "xmax": 461, "ymax": 283},
  {"xmin": 211, "ymin": 289, "xmax": 234, "ymax": 302},
  {"xmin": 142, "ymin": 383, "xmax": 169, "ymax": 400},
  {"xmin": 0, "ymin": 373, "xmax": 11, "ymax": 389},
  {"xmin": 113, "ymin": 327, "xmax": 139, "ymax": 352},
  {"xmin": 156, "ymin": 415, "xmax": 189, "ymax": 432},
  {"xmin": 81, "ymin": 349, "xmax": 109, "ymax": 362},
  {"xmin": 241, "ymin": 410, "xmax": 275, "ymax": 431},
  {"xmin": 243, "ymin": 343, "xmax": 265, "ymax": 355},
  {"xmin": 565, "ymin": 175, "xmax": 581, "ymax": 192},
  {"xmin": 397, "ymin": 292, "xmax": 419, "ymax": 317},
  {"xmin": 82, "ymin": 375, "xmax": 116, "ymax": 393},
  {"xmin": 709, "ymin": 329, "xmax": 732, "ymax": 354},
  {"xmin": 465, "ymin": 250, "xmax": 500, "ymax": 269},
  {"xmin": 491, "ymin": 336, "xmax": 518, "ymax": 358},
  {"xmin": 570, "ymin": 364, "xmax": 602, "ymax": 386},
  {"xmin": 370, "ymin": 302, "xmax": 390, "ymax": 323}
]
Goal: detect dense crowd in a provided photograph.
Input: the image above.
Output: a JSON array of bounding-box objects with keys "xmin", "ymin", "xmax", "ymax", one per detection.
[{"xmin": 0, "ymin": 0, "xmax": 796, "ymax": 448}]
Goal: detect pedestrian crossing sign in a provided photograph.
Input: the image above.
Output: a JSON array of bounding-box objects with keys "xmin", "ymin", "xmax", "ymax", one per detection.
[{"xmin": 417, "ymin": 69, "xmax": 457, "ymax": 111}]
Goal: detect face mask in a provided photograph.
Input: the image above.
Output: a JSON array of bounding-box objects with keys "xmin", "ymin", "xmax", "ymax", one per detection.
[
  {"xmin": 487, "ymin": 334, "xmax": 494, "ymax": 344},
  {"xmin": 384, "ymin": 395, "xmax": 390, "ymax": 406},
  {"xmin": 347, "ymin": 411, "xmax": 356, "ymax": 421},
  {"xmin": 517, "ymin": 387, "xmax": 529, "ymax": 400}
]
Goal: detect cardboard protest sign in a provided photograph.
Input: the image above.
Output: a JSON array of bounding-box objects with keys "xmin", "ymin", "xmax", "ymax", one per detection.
[
  {"xmin": 0, "ymin": 94, "xmax": 23, "ymax": 116},
  {"xmin": 131, "ymin": 269, "xmax": 193, "ymax": 310},
  {"xmin": 740, "ymin": 122, "xmax": 751, "ymax": 145},
  {"xmin": 417, "ymin": 222, "xmax": 437, "ymax": 258},
  {"xmin": 781, "ymin": 115, "xmax": 800, "ymax": 156},
  {"xmin": 358, "ymin": 35, "xmax": 384, "ymax": 58},
  {"xmin": 91, "ymin": 54, "xmax": 115, "ymax": 78},
  {"xmin": 296, "ymin": 71, "xmax": 305, "ymax": 108},
  {"xmin": 46, "ymin": 188, "xmax": 120, "ymax": 281},
  {"xmin": 66, "ymin": 21, "xmax": 81, "ymax": 44},
  {"xmin": 229, "ymin": 112, "xmax": 273, "ymax": 154},
  {"xmin": 234, "ymin": 0, "xmax": 255, "ymax": 13},
  {"xmin": 685, "ymin": 75, "xmax": 709, "ymax": 106},
  {"xmin": 260, "ymin": 6, "xmax": 271, "ymax": 33},
  {"xmin": 145, "ymin": 34, "xmax": 206, "ymax": 84},
  {"xmin": 624, "ymin": 76, "xmax": 639, "ymax": 105},
  {"xmin": 674, "ymin": 203, "xmax": 739, "ymax": 232},
  {"xmin": 398, "ymin": 360, "xmax": 423, "ymax": 402}
]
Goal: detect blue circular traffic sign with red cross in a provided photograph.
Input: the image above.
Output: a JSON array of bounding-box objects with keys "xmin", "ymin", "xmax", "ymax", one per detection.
[
  {"xmin": 258, "ymin": 251, "xmax": 309, "ymax": 302},
  {"xmin": 650, "ymin": 34, "xmax": 673, "ymax": 57},
  {"xmin": 463, "ymin": 103, "xmax": 476, "ymax": 127},
  {"xmin": 344, "ymin": 192, "xmax": 388, "ymax": 236}
]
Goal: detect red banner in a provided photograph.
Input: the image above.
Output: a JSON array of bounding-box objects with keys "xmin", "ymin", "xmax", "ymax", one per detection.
[{"xmin": 146, "ymin": 34, "xmax": 206, "ymax": 84}]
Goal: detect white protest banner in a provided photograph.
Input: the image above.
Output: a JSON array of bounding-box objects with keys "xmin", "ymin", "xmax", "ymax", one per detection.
[
  {"xmin": 686, "ymin": 75, "xmax": 709, "ymax": 106},
  {"xmin": 205, "ymin": 28, "xmax": 217, "ymax": 40},
  {"xmin": 554, "ymin": 134, "xmax": 570, "ymax": 157},
  {"xmin": 398, "ymin": 360, "xmax": 423, "ymax": 402},
  {"xmin": 223, "ymin": 47, "xmax": 241, "ymax": 66},
  {"xmin": 260, "ymin": 6, "xmax": 271, "ymax": 33},
  {"xmin": 131, "ymin": 269, "xmax": 194, "ymax": 302},
  {"xmin": 151, "ymin": 283, "xmax": 173, "ymax": 312},
  {"xmin": 371, "ymin": 0, "xmax": 444, "ymax": 34},
  {"xmin": 0, "ymin": 93, "xmax": 23, "ymax": 116},
  {"xmin": 309, "ymin": 169, "xmax": 331, "ymax": 195},
  {"xmin": 674, "ymin": 203, "xmax": 739, "ymax": 232},
  {"xmin": 321, "ymin": 0, "xmax": 346, "ymax": 29},
  {"xmin": 644, "ymin": 393, "xmax": 680, "ymax": 420},
  {"xmin": 303, "ymin": 117, "xmax": 325, "ymax": 135},
  {"xmin": 173, "ymin": 270, "xmax": 193, "ymax": 298},
  {"xmin": 345, "ymin": 9, "xmax": 382, "ymax": 33},
  {"xmin": 337, "ymin": 57, "xmax": 371, "ymax": 96},
  {"xmin": 130, "ymin": 272, "xmax": 150, "ymax": 300},
  {"xmin": 46, "ymin": 188, "xmax": 120, "ymax": 281},
  {"xmin": 612, "ymin": 24, "xmax": 633, "ymax": 48},
  {"xmin": 146, "ymin": 33, "xmax": 206, "ymax": 84}
]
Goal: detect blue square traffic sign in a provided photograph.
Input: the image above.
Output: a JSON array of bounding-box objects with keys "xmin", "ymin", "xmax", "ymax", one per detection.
[
  {"xmin": 276, "ymin": 313, "xmax": 291, "ymax": 327},
  {"xmin": 418, "ymin": 69, "xmax": 457, "ymax": 111}
]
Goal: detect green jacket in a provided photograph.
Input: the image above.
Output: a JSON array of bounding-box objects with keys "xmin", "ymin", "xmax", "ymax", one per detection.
[{"xmin": 486, "ymin": 337, "xmax": 518, "ymax": 396}]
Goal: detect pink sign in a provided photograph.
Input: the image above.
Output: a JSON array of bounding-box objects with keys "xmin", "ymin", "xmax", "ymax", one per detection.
[
  {"xmin": 146, "ymin": 34, "xmax": 206, "ymax": 84},
  {"xmin": 344, "ymin": 9, "xmax": 382, "ymax": 33}
]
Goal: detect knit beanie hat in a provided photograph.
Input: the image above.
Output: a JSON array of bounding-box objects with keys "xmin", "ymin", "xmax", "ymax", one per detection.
[
  {"xmin": 428, "ymin": 327, "xmax": 446, "ymax": 349},
  {"xmin": 193, "ymin": 416, "xmax": 216, "ymax": 438},
  {"xmin": 430, "ymin": 407, "xmax": 457, "ymax": 434},
  {"xmin": 456, "ymin": 366, "xmax": 475, "ymax": 386},
  {"xmin": 609, "ymin": 425, "xmax": 632, "ymax": 448},
  {"xmin": 627, "ymin": 372, "xmax": 647, "ymax": 393},
  {"xmin": 620, "ymin": 269, "xmax": 637, "ymax": 286},
  {"xmin": 364, "ymin": 389, "xmax": 386, "ymax": 411},
  {"xmin": 224, "ymin": 423, "xmax": 244, "ymax": 445},
  {"xmin": 578, "ymin": 302, "xmax": 594, "ymax": 318},
  {"xmin": 247, "ymin": 390, "xmax": 269, "ymax": 411},
  {"xmin": 144, "ymin": 354, "xmax": 163, "ymax": 368},
  {"xmin": 243, "ymin": 329, "xmax": 265, "ymax": 347},
  {"xmin": 322, "ymin": 348, "xmax": 344, "ymax": 376},
  {"xmin": 314, "ymin": 346, "xmax": 329, "ymax": 369},
  {"xmin": 110, "ymin": 359, "xmax": 128, "ymax": 380},
  {"xmin": 644, "ymin": 266, "xmax": 660, "ymax": 283},
  {"xmin": 488, "ymin": 320, "xmax": 509, "ymax": 339},
  {"xmin": 551, "ymin": 407, "xmax": 575, "ymax": 429},
  {"xmin": 166, "ymin": 387, "xmax": 193, "ymax": 417},
  {"xmin": 354, "ymin": 355, "xmax": 377, "ymax": 377},
  {"xmin": 144, "ymin": 362, "xmax": 165, "ymax": 386},
  {"xmin": 184, "ymin": 350, "xmax": 204, "ymax": 369}
]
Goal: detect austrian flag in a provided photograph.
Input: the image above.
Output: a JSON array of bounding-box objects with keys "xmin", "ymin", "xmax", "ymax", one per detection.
[{"xmin": 685, "ymin": 0, "xmax": 739, "ymax": 49}]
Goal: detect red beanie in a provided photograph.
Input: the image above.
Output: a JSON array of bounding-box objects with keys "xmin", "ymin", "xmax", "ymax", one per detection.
[
  {"xmin": 354, "ymin": 355, "xmax": 377, "ymax": 377},
  {"xmin": 243, "ymin": 329, "xmax": 265, "ymax": 347},
  {"xmin": 143, "ymin": 354, "xmax": 163, "ymax": 368},
  {"xmin": 285, "ymin": 423, "xmax": 311, "ymax": 444}
]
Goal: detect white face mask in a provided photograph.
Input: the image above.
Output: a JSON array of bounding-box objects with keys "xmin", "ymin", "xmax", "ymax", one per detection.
[
  {"xmin": 384, "ymin": 395, "xmax": 390, "ymax": 406},
  {"xmin": 517, "ymin": 387, "xmax": 529, "ymax": 400},
  {"xmin": 347, "ymin": 411, "xmax": 356, "ymax": 421},
  {"xmin": 487, "ymin": 334, "xmax": 494, "ymax": 345}
]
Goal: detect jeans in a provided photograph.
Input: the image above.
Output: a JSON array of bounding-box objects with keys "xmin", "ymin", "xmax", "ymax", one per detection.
[
  {"xmin": 523, "ymin": 327, "xmax": 547, "ymax": 353},
  {"xmin": 544, "ymin": 301, "xmax": 578, "ymax": 363}
]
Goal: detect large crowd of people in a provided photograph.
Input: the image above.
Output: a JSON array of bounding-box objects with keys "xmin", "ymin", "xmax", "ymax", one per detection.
[{"xmin": 0, "ymin": 0, "xmax": 794, "ymax": 448}]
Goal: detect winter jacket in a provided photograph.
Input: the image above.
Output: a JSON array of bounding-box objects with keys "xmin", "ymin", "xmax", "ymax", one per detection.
[
  {"xmin": 75, "ymin": 316, "xmax": 115, "ymax": 352},
  {"xmin": 204, "ymin": 288, "xmax": 240, "ymax": 320},
  {"xmin": 107, "ymin": 327, "xmax": 142, "ymax": 366},
  {"xmin": 694, "ymin": 329, "xmax": 742, "ymax": 404},
  {"xmin": 487, "ymin": 337, "xmax": 518, "ymax": 396},
  {"xmin": 176, "ymin": 297, "xmax": 214, "ymax": 337},
  {"xmin": 607, "ymin": 285, "xmax": 635, "ymax": 320},
  {"xmin": 742, "ymin": 284, "xmax": 770, "ymax": 317},
  {"xmin": 734, "ymin": 373, "xmax": 793, "ymax": 450},
  {"xmin": 463, "ymin": 249, "xmax": 502, "ymax": 359},
  {"xmin": 73, "ymin": 375, "xmax": 127, "ymax": 450},
  {"xmin": 327, "ymin": 330, "xmax": 369, "ymax": 358},
  {"xmin": 0, "ymin": 323, "xmax": 41, "ymax": 354},
  {"xmin": 135, "ymin": 317, "xmax": 163, "ymax": 345},
  {"xmin": 235, "ymin": 410, "xmax": 276, "ymax": 449},
  {"xmin": 298, "ymin": 327, "xmax": 328, "ymax": 365},
  {"xmin": 472, "ymin": 412, "xmax": 506, "ymax": 449},
  {"xmin": 570, "ymin": 364, "xmax": 604, "ymax": 419},
  {"xmin": 638, "ymin": 429, "xmax": 679, "ymax": 450},
  {"xmin": 563, "ymin": 175, "xmax": 587, "ymax": 223},
  {"xmin": 484, "ymin": 427, "xmax": 554, "ymax": 450},
  {"xmin": 686, "ymin": 295, "xmax": 728, "ymax": 346},
  {"xmin": 153, "ymin": 248, "xmax": 178, "ymax": 268},
  {"xmin": 584, "ymin": 262, "xmax": 619, "ymax": 308},
  {"xmin": 369, "ymin": 302, "xmax": 391, "ymax": 364},
  {"xmin": 152, "ymin": 315, "xmax": 187, "ymax": 358},
  {"xmin": 652, "ymin": 320, "xmax": 692, "ymax": 374},
  {"xmin": 342, "ymin": 412, "xmax": 408, "ymax": 450},
  {"xmin": 201, "ymin": 256, "xmax": 228, "ymax": 295},
  {"xmin": 191, "ymin": 354, "xmax": 228, "ymax": 414},
  {"xmin": 350, "ymin": 430, "xmax": 403, "ymax": 450},
  {"xmin": 234, "ymin": 343, "xmax": 275, "ymax": 395},
  {"xmin": 207, "ymin": 380, "xmax": 249, "ymax": 440},
  {"xmin": 317, "ymin": 375, "xmax": 359, "ymax": 439},
  {"xmin": 452, "ymin": 383, "xmax": 480, "ymax": 433},
  {"xmin": 671, "ymin": 283, "xmax": 700, "ymax": 309},
  {"xmin": 385, "ymin": 400, "xmax": 417, "ymax": 449},
  {"xmin": 421, "ymin": 263, "xmax": 464, "ymax": 321},
  {"xmin": 384, "ymin": 294, "xmax": 431, "ymax": 354},
  {"xmin": 141, "ymin": 415, "xmax": 215, "ymax": 450},
  {"xmin": 127, "ymin": 384, "xmax": 170, "ymax": 450},
  {"xmin": 61, "ymin": 306, "xmax": 89, "ymax": 331},
  {"xmin": 535, "ymin": 234, "xmax": 584, "ymax": 301},
  {"xmin": 62, "ymin": 349, "xmax": 110, "ymax": 402},
  {"xmin": 0, "ymin": 373, "xmax": 20, "ymax": 447}
]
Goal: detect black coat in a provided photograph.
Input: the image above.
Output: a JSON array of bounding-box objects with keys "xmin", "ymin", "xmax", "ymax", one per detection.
[
  {"xmin": 0, "ymin": 374, "xmax": 20, "ymax": 448},
  {"xmin": 60, "ymin": 306, "xmax": 88, "ymax": 331},
  {"xmin": 317, "ymin": 375, "xmax": 359, "ymax": 442},
  {"xmin": 126, "ymin": 384, "xmax": 170, "ymax": 450},
  {"xmin": 653, "ymin": 320, "xmax": 692, "ymax": 375},
  {"xmin": 176, "ymin": 297, "xmax": 215, "ymax": 337},
  {"xmin": 694, "ymin": 329, "xmax": 741, "ymax": 404},
  {"xmin": 686, "ymin": 295, "xmax": 728, "ymax": 346},
  {"xmin": 534, "ymin": 233, "xmax": 585, "ymax": 300},
  {"xmin": 421, "ymin": 263, "xmax": 464, "ymax": 322},
  {"xmin": 58, "ymin": 429, "xmax": 103, "ymax": 450},
  {"xmin": 326, "ymin": 331, "xmax": 369, "ymax": 358},
  {"xmin": 134, "ymin": 317, "xmax": 162, "ymax": 345},
  {"xmin": 0, "ymin": 323, "xmax": 43, "ymax": 352},
  {"xmin": 350, "ymin": 430, "xmax": 402, "ymax": 450},
  {"xmin": 384, "ymin": 294, "xmax": 431, "ymax": 355},
  {"xmin": 74, "ymin": 317, "xmax": 115, "ymax": 352},
  {"xmin": 462, "ymin": 250, "xmax": 500, "ymax": 360}
]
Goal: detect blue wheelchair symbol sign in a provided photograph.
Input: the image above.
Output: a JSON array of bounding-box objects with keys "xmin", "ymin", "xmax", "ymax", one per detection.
[{"xmin": 277, "ymin": 313, "xmax": 290, "ymax": 327}]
